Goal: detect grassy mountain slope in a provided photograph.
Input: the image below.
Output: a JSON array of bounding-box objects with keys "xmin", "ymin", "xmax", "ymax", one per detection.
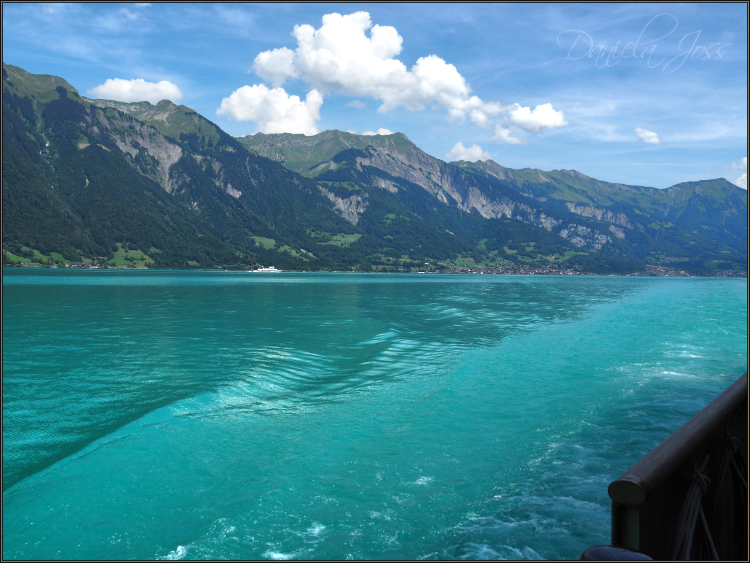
[
  {"xmin": 86, "ymin": 98, "xmax": 222, "ymax": 147},
  {"xmin": 237, "ymin": 130, "xmax": 415, "ymax": 175},
  {"xmin": 660, "ymin": 180, "xmax": 747, "ymax": 255},
  {"xmin": 3, "ymin": 63, "xmax": 79, "ymax": 103},
  {"xmin": 457, "ymin": 160, "xmax": 657, "ymax": 206}
]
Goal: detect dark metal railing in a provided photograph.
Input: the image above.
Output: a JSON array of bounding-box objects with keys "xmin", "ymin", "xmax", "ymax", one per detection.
[{"xmin": 583, "ymin": 372, "xmax": 748, "ymax": 560}]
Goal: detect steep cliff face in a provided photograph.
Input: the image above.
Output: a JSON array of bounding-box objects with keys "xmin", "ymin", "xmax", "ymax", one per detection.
[
  {"xmin": 341, "ymin": 146, "xmax": 617, "ymax": 253},
  {"xmin": 318, "ymin": 187, "xmax": 368, "ymax": 225},
  {"xmin": 371, "ymin": 176, "xmax": 398, "ymax": 193},
  {"xmin": 565, "ymin": 202, "xmax": 633, "ymax": 229},
  {"xmin": 558, "ymin": 224, "xmax": 612, "ymax": 250},
  {"xmin": 609, "ymin": 225, "xmax": 626, "ymax": 239},
  {"xmin": 101, "ymin": 113, "xmax": 183, "ymax": 192},
  {"xmin": 354, "ymin": 145, "xmax": 466, "ymax": 206},
  {"xmin": 85, "ymin": 98, "xmax": 256, "ymax": 202},
  {"xmin": 351, "ymin": 145, "xmax": 559, "ymax": 226}
]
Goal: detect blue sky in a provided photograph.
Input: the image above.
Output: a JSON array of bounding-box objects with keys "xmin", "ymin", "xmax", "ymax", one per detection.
[{"xmin": 3, "ymin": 3, "xmax": 747, "ymax": 189}]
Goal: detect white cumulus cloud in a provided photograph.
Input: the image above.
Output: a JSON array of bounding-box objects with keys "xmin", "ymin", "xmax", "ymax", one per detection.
[
  {"xmin": 216, "ymin": 85, "xmax": 323, "ymax": 135},
  {"xmin": 252, "ymin": 47, "xmax": 298, "ymax": 87},
  {"xmin": 634, "ymin": 127, "xmax": 661, "ymax": 144},
  {"xmin": 731, "ymin": 156, "xmax": 747, "ymax": 170},
  {"xmin": 493, "ymin": 126, "xmax": 526, "ymax": 145},
  {"xmin": 446, "ymin": 142, "xmax": 491, "ymax": 162},
  {"xmin": 735, "ymin": 174, "xmax": 747, "ymax": 189},
  {"xmin": 252, "ymin": 12, "xmax": 524, "ymax": 128},
  {"xmin": 245, "ymin": 11, "xmax": 568, "ymax": 139},
  {"xmin": 89, "ymin": 78, "xmax": 183, "ymax": 104},
  {"xmin": 507, "ymin": 103, "xmax": 568, "ymax": 133},
  {"xmin": 362, "ymin": 128, "xmax": 393, "ymax": 136}
]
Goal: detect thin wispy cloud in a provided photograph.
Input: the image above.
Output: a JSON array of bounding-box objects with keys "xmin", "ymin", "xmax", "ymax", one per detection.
[
  {"xmin": 493, "ymin": 126, "xmax": 526, "ymax": 145},
  {"xmin": 118, "ymin": 8, "xmax": 142, "ymax": 22},
  {"xmin": 634, "ymin": 127, "xmax": 661, "ymax": 144},
  {"xmin": 213, "ymin": 5, "xmax": 258, "ymax": 39}
]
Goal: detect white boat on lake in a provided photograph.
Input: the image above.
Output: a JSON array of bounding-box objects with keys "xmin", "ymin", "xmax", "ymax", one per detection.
[{"xmin": 249, "ymin": 266, "xmax": 282, "ymax": 272}]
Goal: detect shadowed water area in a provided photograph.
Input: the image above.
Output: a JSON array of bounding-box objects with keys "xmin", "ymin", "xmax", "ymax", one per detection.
[{"xmin": 2, "ymin": 270, "xmax": 747, "ymax": 559}]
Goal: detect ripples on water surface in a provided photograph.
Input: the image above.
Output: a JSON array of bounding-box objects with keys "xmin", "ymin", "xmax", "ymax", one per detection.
[{"xmin": 2, "ymin": 270, "xmax": 747, "ymax": 560}]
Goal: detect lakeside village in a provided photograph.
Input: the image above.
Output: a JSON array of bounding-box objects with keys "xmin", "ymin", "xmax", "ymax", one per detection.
[
  {"xmin": 8, "ymin": 260, "xmax": 747, "ymax": 277},
  {"xmin": 422, "ymin": 264, "xmax": 746, "ymax": 277}
]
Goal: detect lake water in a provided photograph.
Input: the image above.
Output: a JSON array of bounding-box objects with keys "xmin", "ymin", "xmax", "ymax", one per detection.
[{"xmin": 2, "ymin": 270, "xmax": 747, "ymax": 560}]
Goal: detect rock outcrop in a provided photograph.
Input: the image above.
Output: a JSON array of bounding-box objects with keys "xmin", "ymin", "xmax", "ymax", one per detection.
[{"xmin": 318, "ymin": 187, "xmax": 368, "ymax": 225}]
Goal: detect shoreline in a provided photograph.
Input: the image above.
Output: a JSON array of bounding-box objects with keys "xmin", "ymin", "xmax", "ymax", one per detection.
[{"xmin": 3, "ymin": 266, "xmax": 747, "ymax": 278}]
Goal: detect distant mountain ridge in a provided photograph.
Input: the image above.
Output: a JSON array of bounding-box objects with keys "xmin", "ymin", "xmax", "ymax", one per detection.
[
  {"xmin": 456, "ymin": 161, "xmax": 747, "ymax": 256},
  {"xmin": 3, "ymin": 63, "xmax": 747, "ymax": 274},
  {"xmin": 241, "ymin": 130, "xmax": 747, "ymax": 259}
]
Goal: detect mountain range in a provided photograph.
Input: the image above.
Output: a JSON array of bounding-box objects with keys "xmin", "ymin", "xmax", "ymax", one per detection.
[{"xmin": 3, "ymin": 63, "xmax": 747, "ymax": 274}]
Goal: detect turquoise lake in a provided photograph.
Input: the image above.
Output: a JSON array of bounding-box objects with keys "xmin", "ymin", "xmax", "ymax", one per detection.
[{"xmin": 2, "ymin": 270, "xmax": 747, "ymax": 560}]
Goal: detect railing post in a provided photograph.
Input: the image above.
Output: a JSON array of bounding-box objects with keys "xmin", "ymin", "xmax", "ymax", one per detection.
[{"xmin": 621, "ymin": 505, "xmax": 640, "ymax": 551}]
